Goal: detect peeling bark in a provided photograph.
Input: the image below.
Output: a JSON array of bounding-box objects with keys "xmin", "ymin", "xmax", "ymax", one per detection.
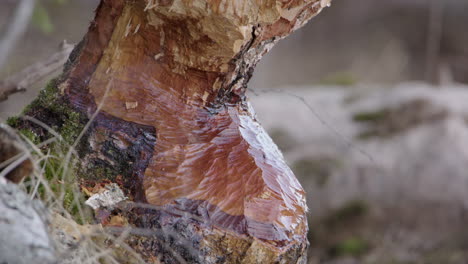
[{"xmin": 12, "ymin": 0, "xmax": 330, "ymax": 263}]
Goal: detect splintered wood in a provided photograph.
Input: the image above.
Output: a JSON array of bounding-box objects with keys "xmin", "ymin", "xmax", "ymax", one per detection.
[{"xmin": 17, "ymin": 0, "xmax": 331, "ymax": 263}]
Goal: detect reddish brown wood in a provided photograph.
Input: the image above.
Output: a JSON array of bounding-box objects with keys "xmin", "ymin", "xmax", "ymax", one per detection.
[{"xmin": 17, "ymin": 0, "xmax": 330, "ymax": 262}]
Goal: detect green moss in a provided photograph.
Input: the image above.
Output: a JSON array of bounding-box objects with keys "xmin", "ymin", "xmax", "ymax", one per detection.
[
  {"xmin": 84, "ymin": 165, "xmax": 118, "ymax": 182},
  {"xmin": 330, "ymin": 237, "xmax": 369, "ymax": 257},
  {"xmin": 324, "ymin": 200, "xmax": 368, "ymax": 228},
  {"xmin": 353, "ymin": 108, "xmax": 397, "ymax": 139},
  {"xmin": 22, "ymin": 78, "xmax": 87, "ymax": 147},
  {"xmin": 34, "ymin": 154, "xmax": 91, "ymax": 224},
  {"xmin": 18, "ymin": 129, "xmax": 40, "ymax": 145},
  {"xmin": 23, "ymin": 78, "xmax": 59, "ymax": 114},
  {"xmin": 6, "ymin": 116, "xmax": 20, "ymax": 127},
  {"xmin": 353, "ymin": 100, "xmax": 448, "ymax": 140},
  {"xmin": 292, "ymin": 158, "xmax": 338, "ymax": 186},
  {"xmin": 319, "ymin": 72, "xmax": 358, "ymax": 86},
  {"xmin": 18, "ymin": 78, "xmax": 90, "ymax": 223},
  {"xmin": 353, "ymin": 109, "xmax": 389, "ymax": 123},
  {"xmin": 62, "ymin": 184, "xmax": 88, "ymax": 224},
  {"xmin": 60, "ymin": 111, "xmax": 85, "ymax": 144}
]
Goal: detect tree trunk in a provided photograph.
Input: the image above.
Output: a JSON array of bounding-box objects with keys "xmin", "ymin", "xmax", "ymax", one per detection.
[{"xmin": 12, "ymin": 0, "xmax": 330, "ymax": 263}]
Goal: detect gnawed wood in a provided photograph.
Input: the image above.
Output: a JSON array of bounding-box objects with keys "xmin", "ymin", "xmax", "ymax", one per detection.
[{"xmin": 12, "ymin": 0, "xmax": 331, "ymax": 262}]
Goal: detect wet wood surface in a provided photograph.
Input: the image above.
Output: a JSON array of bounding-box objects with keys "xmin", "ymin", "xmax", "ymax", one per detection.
[{"xmin": 20, "ymin": 0, "xmax": 330, "ymax": 262}]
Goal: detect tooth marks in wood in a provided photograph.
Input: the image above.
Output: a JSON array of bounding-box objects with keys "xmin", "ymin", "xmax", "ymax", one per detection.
[{"xmin": 17, "ymin": 0, "xmax": 331, "ymax": 262}]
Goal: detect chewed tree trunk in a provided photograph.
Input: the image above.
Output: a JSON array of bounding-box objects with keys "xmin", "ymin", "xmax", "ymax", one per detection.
[{"xmin": 14, "ymin": 0, "xmax": 330, "ymax": 263}]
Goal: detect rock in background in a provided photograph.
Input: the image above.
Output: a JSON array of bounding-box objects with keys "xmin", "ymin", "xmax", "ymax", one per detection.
[
  {"xmin": 250, "ymin": 83, "xmax": 468, "ymax": 263},
  {"xmin": 0, "ymin": 177, "xmax": 56, "ymax": 264}
]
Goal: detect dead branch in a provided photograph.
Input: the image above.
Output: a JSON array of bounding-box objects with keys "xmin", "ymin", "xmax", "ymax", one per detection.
[
  {"xmin": 0, "ymin": 41, "xmax": 74, "ymax": 103},
  {"xmin": 0, "ymin": 84, "xmax": 26, "ymax": 102}
]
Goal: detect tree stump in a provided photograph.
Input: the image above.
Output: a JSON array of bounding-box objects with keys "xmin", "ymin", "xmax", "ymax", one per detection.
[{"xmin": 11, "ymin": 0, "xmax": 331, "ymax": 262}]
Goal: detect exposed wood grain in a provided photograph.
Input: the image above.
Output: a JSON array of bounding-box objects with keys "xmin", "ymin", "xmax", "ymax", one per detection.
[{"xmin": 14, "ymin": 0, "xmax": 331, "ymax": 262}]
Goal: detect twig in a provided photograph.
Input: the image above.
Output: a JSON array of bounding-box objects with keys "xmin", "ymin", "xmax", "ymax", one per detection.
[
  {"xmin": 0, "ymin": 0, "xmax": 37, "ymax": 70},
  {"xmin": 0, "ymin": 41, "xmax": 74, "ymax": 103},
  {"xmin": 0, "ymin": 85, "xmax": 26, "ymax": 102}
]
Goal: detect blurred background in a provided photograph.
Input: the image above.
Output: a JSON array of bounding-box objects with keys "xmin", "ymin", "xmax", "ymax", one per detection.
[{"xmin": 1, "ymin": 0, "xmax": 468, "ymax": 263}]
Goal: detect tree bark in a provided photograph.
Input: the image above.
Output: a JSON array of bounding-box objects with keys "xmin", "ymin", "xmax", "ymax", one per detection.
[{"xmin": 12, "ymin": 0, "xmax": 330, "ymax": 263}]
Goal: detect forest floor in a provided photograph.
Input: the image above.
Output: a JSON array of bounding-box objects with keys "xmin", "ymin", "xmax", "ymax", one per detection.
[{"xmin": 250, "ymin": 83, "xmax": 468, "ymax": 264}]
